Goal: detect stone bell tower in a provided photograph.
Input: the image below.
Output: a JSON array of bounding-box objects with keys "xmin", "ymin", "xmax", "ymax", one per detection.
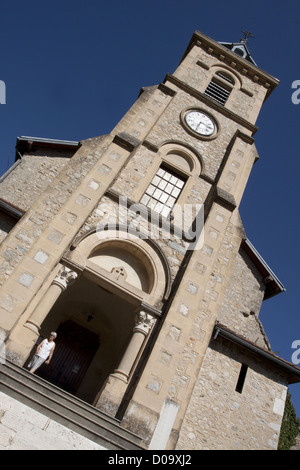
[{"xmin": 0, "ymin": 31, "xmax": 299, "ymax": 450}]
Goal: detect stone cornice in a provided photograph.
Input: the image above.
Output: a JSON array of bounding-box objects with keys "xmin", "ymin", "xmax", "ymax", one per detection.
[
  {"xmin": 180, "ymin": 30, "xmax": 279, "ymax": 100},
  {"xmin": 113, "ymin": 132, "xmax": 141, "ymax": 151}
]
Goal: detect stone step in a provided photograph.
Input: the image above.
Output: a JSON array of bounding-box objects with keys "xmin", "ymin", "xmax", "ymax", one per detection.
[
  {"xmin": 0, "ymin": 359, "xmax": 143, "ymax": 450},
  {"xmin": 3, "ymin": 359, "xmax": 130, "ymax": 434}
]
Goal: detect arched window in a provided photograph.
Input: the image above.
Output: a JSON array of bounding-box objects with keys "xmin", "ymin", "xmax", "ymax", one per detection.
[
  {"xmin": 140, "ymin": 165, "xmax": 186, "ymax": 218},
  {"xmin": 139, "ymin": 143, "xmax": 202, "ymax": 218},
  {"xmin": 204, "ymin": 70, "xmax": 235, "ymax": 106}
]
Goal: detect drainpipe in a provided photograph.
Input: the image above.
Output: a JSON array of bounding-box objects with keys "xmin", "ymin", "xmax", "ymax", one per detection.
[
  {"xmin": 0, "ymin": 151, "xmax": 23, "ymax": 183},
  {"xmin": 213, "ymin": 324, "xmax": 220, "ymax": 340}
]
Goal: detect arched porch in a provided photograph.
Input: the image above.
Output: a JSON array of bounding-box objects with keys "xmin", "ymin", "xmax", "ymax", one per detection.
[
  {"xmin": 17, "ymin": 227, "xmax": 171, "ymax": 413},
  {"xmin": 28, "ymin": 274, "xmax": 138, "ymax": 404}
]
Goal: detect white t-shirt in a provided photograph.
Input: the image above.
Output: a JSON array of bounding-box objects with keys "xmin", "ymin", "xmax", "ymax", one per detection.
[{"xmin": 37, "ymin": 339, "xmax": 55, "ymax": 360}]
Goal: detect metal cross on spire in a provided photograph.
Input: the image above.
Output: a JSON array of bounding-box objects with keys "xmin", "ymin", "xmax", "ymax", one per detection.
[{"xmin": 240, "ymin": 31, "xmax": 254, "ymax": 44}]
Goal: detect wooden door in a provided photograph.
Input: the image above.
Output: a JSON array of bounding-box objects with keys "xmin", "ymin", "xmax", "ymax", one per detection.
[{"xmin": 38, "ymin": 320, "xmax": 99, "ymax": 394}]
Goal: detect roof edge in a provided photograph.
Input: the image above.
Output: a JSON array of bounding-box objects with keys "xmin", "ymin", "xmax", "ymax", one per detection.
[
  {"xmin": 213, "ymin": 322, "xmax": 300, "ymax": 384},
  {"xmin": 17, "ymin": 135, "xmax": 79, "ymax": 147},
  {"xmin": 241, "ymin": 238, "xmax": 286, "ymax": 299},
  {"xmin": 15, "ymin": 136, "xmax": 80, "ymax": 160}
]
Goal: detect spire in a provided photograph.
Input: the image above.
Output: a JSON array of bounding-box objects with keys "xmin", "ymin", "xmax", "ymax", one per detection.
[{"xmin": 218, "ymin": 31, "xmax": 257, "ymax": 65}]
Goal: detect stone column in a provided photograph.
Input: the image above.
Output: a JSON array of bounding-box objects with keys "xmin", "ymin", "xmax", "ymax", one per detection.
[
  {"xmin": 96, "ymin": 310, "xmax": 155, "ymax": 416},
  {"xmin": 24, "ymin": 265, "xmax": 78, "ymax": 336},
  {"xmin": 6, "ymin": 265, "xmax": 78, "ymax": 364},
  {"xmin": 113, "ymin": 311, "xmax": 155, "ymax": 383}
]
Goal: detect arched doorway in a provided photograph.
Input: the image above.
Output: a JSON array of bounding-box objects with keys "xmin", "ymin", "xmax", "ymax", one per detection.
[
  {"xmin": 35, "ymin": 274, "xmax": 138, "ymax": 404},
  {"xmin": 36, "ymin": 320, "xmax": 99, "ymax": 394}
]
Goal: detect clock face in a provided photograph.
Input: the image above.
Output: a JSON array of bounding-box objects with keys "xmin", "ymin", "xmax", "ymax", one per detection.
[{"xmin": 185, "ymin": 111, "xmax": 216, "ymax": 136}]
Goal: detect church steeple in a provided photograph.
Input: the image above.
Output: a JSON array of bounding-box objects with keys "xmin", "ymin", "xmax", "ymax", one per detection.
[{"xmin": 218, "ymin": 31, "xmax": 257, "ymax": 65}]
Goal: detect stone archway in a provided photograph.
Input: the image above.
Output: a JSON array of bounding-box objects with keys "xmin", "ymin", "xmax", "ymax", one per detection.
[
  {"xmin": 63, "ymin": 227, "xmax": 172, "ymax": 411},
  {"xmin": 67, "ymin": 226, "xmax": 172, "ymax": 306},
  {"xmin": 21, "ymin": 227, "xmax": 171, "ymax": 408}
]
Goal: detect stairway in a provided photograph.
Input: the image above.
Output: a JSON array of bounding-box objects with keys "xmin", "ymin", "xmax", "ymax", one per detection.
[{"xmin": 0, "ymin": 359, "xmax": 144, "ymax": 450}]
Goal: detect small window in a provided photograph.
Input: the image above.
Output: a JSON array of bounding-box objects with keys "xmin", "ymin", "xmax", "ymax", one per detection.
[
  {"xmin": 235, "ymin": 363, "xmax": 248, "ymax": 393},
  {"xmin": 204, "ymin": 79, "xmax": 232, "ymax": 106},
  {"xmin": 233, "ymin": 48, "xmax": 245, "ymax": 57},
  {"xmin": 140, "ymin": 165, "xmax": 186, "ymax": 218},
  {"xmin": 204, "ymin": 70, "xmax": 235, "ymax": 106}
]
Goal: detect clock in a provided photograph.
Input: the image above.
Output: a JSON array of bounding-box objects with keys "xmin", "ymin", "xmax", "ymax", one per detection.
[{"xmin": 184, "ymin": 110, "xmax": 216, "ymax": 137}]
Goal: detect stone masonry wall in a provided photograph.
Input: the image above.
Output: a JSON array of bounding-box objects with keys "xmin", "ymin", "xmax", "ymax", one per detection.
[
  {"xmin": 174, "ymin": 40, "xmax": 269, "ymax": 124},
  {"xmin": 122, "ymin": 207, "xmax": 249, "ymax": 447},
  {"xmin": 0, "ymin": 149, "xmax": 74, "ymax": 212},
  {"xmin": 0, "ymin": 135, "xmax": 113, "ymax": 336},
  {"xmin": 0, "ymin": 392, "xmax": 105, "ymax": 450},
  {"xmin": 218, "ymin": 247, "xmax": 269, "ymax": 349},
  {"xmin": 145, "ymin": 89, "xmax": 247, "ymax": 182},
  {"xmin": 176, "ymin": 338, "xmax": 287, "ymax": 450}
]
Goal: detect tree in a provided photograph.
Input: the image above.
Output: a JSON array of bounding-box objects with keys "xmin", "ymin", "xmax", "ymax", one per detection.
[{"xmin": 278, "ymin": 391, "xmax": 300, "ymax": 450}]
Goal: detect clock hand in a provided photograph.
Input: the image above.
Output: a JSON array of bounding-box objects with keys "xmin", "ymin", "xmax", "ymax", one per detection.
[{"xmin": 196, "ymin": 122, "xmax": 205, "ymax": 132}]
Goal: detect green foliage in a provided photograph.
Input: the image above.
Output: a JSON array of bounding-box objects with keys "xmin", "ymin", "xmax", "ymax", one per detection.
[{"xmin": 278, "ymin": 391, "xmax": 300, "ymax": 450}]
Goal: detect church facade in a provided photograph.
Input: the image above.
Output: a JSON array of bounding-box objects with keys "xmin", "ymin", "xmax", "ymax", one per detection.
[{"xmin": 0, "ymin": 30, "xmax": 299, "ymax": 450}]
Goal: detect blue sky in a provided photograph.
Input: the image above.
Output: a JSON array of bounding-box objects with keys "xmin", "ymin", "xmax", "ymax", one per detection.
[{"xmin": 1, "ymin": 0, "xmax": 300, "ymax": 419}]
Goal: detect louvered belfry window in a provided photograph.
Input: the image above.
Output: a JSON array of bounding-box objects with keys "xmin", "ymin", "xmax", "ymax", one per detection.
[{"xmin": 204, "ymin": 71, "xmax": 234, "ymax": 106}]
